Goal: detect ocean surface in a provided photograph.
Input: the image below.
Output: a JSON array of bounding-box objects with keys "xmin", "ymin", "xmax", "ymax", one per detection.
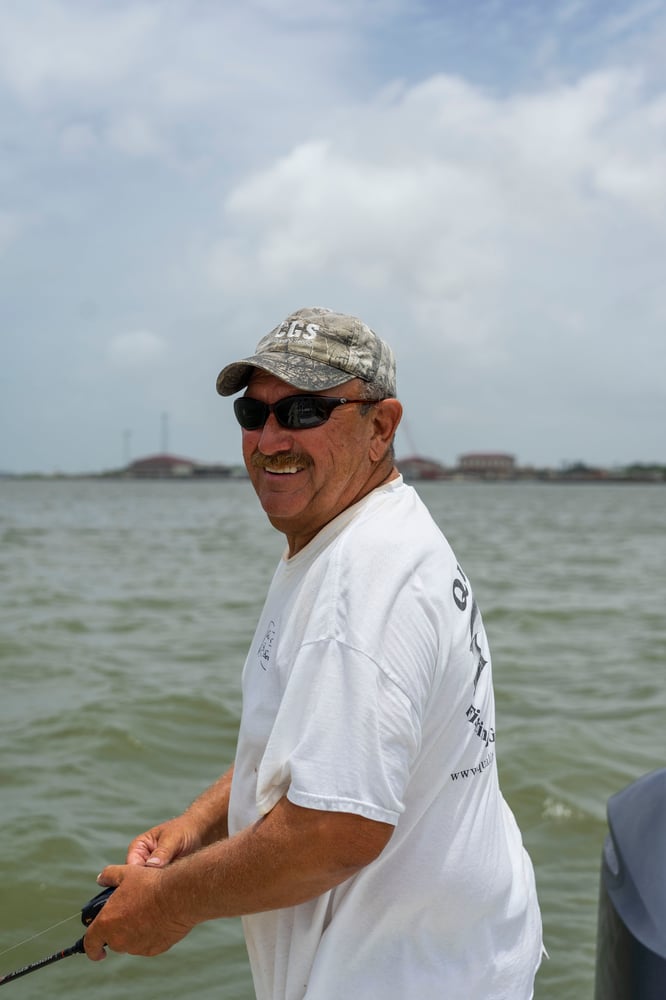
[{"xmin": 1, "ymin": 478, "xmax": 664, "ymax": 999}]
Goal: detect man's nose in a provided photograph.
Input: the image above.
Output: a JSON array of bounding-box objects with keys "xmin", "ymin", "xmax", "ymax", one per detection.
[{"xmin": 255, "ymin": 413, "xmax": 295, "ymax": 454}]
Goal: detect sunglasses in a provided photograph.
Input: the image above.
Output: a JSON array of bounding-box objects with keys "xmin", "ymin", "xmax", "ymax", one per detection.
[{"xmin": 233, "ymin": 394, "xmax": 375, "ymax": 431}]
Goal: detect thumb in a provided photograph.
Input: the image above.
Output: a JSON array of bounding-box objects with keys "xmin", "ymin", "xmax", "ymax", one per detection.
[
  {"xmin": 96, "ymin": 864, "xmax": 124, "ymax": 887},
  {"xmin": 126, "ymin": 830, "xmax": 178, "ymax": 867},
  {"xmin": 142, "ymin": 837, "xmax": 184, "ymax": 867},
  {"xmin": 126, "ymin": 821, "xmax": 194, "ymax": 867},
  {"xmin": 144, "ymin": 852, "xmax": 168, "ymax": 868}
]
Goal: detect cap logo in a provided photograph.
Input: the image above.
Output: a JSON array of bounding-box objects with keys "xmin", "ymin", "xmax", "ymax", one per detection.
[{"xmin": 274, "ymin": 320, "xmax": 319, "ymax": 341}]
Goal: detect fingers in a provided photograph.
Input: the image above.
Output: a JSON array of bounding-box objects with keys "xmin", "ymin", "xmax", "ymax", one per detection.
[
  {"xmin": 96, "ymin": 863, "xmax": 124, "ymax": 886},
  {"xmin": 83, "ymin": 936, "xmax": 107, "ymax": 962},
  {"xmin": 84, "ymin": 878, "xmax": 118, "ymax": 961},
  {"xmin": 83, "ymin": 866, "xmax": 193, "ymax": 960},
  {"xmin": 131, "ymin": 839, "xmax": 177, "ymax": 869},
  {"xmin": 125, "ymin": 818, "xmax": 201, "ymax": 868},
  {"xmin": 143, "ymin": 847, "xmax": 173, "ymax": 868},
  {"xmin": 126, "ymin": 830, "xmax": 161, "ymax": 866}
]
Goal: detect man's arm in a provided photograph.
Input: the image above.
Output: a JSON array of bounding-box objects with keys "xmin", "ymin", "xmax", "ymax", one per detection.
[{"xmin": 85, "ymin": 795, "xmax": 393, "ymax": 959}]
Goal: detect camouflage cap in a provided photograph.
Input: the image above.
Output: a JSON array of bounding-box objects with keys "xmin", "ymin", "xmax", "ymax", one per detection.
[{"xmin": 216, "ymin": 306, "xmax": 397, "ymax": 397}]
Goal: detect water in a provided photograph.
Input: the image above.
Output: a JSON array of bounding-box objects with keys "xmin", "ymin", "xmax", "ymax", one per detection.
[{"xmin": 1, "ymin": 478, "xmax": 664, "ymax": 999}]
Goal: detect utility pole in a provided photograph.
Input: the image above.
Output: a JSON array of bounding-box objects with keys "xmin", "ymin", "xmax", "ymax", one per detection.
[
  {"xmin": 161, "ymin": 412, "xmax": 169, "ymax": 454},
  {"xmin": 123, "ymin": 429, "xmax": 131, "ymax": 467}
]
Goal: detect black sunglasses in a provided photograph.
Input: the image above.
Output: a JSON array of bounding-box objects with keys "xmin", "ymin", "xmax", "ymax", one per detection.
[{"xmin": 233, "ymin": 394, "xmax": 375, "ymax": 431}]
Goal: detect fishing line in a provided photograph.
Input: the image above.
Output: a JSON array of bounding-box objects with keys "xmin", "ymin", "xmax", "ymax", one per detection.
[
  {"xmin": 0, "ymin": 913, "xmax": 79, "ymax": 961},
  {"xmin": 0, "ymin": 887, "xmax": 114, "ymax": 987}
]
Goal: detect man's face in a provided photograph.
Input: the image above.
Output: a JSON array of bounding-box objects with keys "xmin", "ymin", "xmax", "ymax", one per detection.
[{"xmin": 239, "ymin": 371, "xmax": 383, "ymax": 556}]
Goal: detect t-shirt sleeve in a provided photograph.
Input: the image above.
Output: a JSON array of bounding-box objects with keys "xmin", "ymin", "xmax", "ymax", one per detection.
[{"xmin": 255, "ymin": 638, "xmax": 422, "ymax": 825}]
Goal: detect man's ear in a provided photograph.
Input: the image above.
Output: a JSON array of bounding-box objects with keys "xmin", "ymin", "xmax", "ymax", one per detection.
[{"xmin": 369, "ymin": 399, "xmax": 403, "ymax": 462}]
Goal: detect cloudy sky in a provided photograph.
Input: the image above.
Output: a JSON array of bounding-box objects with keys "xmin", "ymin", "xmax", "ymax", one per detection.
[{"xmin": 2, "ymin": 0, "xmax": 665, "ymax": 473}]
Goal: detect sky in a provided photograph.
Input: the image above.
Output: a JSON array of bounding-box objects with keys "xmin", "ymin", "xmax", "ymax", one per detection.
[{"xmin": 2, "ymin": 0, "xmax": 665, "ymax": 474}]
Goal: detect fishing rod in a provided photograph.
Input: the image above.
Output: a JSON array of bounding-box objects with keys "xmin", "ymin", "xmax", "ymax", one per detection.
[{"xmin": 0, "ymin": 886, "xmax": 115, "ymax": 987}]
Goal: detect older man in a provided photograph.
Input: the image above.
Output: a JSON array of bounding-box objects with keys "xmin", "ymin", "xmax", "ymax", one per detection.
[{"xmin": 85, "ymin": 307, "xmax": 543, "ymax": 999}]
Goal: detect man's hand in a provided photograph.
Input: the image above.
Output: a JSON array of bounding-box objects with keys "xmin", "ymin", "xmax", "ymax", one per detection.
[
  {"xmin": 125, "ymin": 765, "xmax": 235, "ymax": 868},
  {"xmin": 83, "ymin": 864, "xmax": 194, "ymax": 961},
  {"xmin": 126, "ymin": 816, "xmax": 203, "ymax": 868}
]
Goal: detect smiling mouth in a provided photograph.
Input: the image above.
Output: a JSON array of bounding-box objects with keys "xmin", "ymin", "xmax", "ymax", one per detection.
[
  {"xmin": 265, "ymin": 464, "xmax": 302, "ymax": 475},
  {"xmin": 252, "ymin": 452, "xmax": 311, "ymax": 475}
]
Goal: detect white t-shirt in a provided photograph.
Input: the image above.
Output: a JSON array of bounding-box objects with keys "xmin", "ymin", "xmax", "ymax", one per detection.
[{"xmin": 228, "ymin": 477, "xmax": 543, "ymax": 1000}]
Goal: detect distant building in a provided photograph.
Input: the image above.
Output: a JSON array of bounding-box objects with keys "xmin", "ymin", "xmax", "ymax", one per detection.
[
  {"xmin": 126, "ymin": 453, "xmax": 196, "ymax": 478},
  {"xmin": 457, "ymin": 453, "xmax": 516, "ymax": 478},
  {"xmin": 398, "ymin": 455, "xmax": 448, "ymax": 481},
  {"xmin": 124, "ymin": 453, "xmax": 233, "ymax": 479},
  {"xmin": 557, "ymin": 462, "xmax": 609, "ymax": 482}
]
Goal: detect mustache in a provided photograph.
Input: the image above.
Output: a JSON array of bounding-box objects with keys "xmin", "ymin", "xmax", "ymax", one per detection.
[{"xmin": 250, "ymin": 451, "xmax": 313, "ymax": 471}]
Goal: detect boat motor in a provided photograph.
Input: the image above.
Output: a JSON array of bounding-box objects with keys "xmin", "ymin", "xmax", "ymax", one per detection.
[{"xmin": 594, "ymin": 767, "xmax": 666, "ymax": 999}]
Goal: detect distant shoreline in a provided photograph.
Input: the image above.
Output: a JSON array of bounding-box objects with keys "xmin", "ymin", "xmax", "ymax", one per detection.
[
  {"xmin": 6, "ymin": 450, "xmax": 664, "ymax": 484},
  {"xmin": 2, "ymin": 467, "xmax": 665, "ymax": 485}
]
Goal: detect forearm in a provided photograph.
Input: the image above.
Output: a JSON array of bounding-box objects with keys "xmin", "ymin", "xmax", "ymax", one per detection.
[
  {"xmin": 160, "ymin": 796, "xmax": 392, "ymax": 922},
  {"xmin": 182, "ymin": 764, "xmax": 234, "ymax": 844}
]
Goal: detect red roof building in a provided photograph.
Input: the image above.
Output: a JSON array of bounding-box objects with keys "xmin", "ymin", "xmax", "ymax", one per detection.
[{"xmin": 457, "ymin": 453, "xmax": 516, "ymax": 478}]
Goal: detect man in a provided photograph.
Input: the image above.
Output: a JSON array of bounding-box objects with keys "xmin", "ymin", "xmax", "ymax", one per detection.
[{"xmin": 85, "ymin": 307, "xmax": 543, "ymax": 998}]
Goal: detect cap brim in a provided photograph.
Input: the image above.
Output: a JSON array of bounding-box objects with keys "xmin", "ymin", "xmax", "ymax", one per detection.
[{"xmin": 216, "ymin": 354, "xmax": 353, "ymax": 396}]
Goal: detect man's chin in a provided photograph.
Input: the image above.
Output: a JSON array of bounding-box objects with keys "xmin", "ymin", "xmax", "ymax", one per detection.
[{"xmin": 258, "ymin": 490, "xmax": 309, "ymax": 522}]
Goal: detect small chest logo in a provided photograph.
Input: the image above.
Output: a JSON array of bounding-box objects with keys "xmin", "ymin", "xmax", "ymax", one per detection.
[{"xmin": 257, "ymin": 620, "xmax": 276, "ymax": 671}]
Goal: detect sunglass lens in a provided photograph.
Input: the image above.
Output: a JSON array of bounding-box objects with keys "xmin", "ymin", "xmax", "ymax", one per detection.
[
  {"xmin": 233, "ymin": 398, "xmax": 267, "ymax": 430},
  {"xmin": 276, "ymin": 396, "xmax": 330, "ymax": 429}
]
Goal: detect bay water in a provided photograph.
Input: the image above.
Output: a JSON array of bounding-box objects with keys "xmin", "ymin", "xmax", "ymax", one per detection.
[{"xmin": 1, "ymin": 478, "xmax": 664, "ymax": 999}]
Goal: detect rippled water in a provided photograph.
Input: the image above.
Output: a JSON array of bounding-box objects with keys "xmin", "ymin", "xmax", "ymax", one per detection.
[{"xmin": 1, "ymin": 479, "xmax": 664, "ymax": 999}]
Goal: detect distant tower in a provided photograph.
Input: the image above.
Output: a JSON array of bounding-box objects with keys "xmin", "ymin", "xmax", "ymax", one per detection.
[
  {"xmin": 400, "ymin": 416, "xmax": 419, "ymax": 456},
  {"xmin": 161, "ymin": 412, "xmax": 169, "ymax": 454},
  {"xmin": 123, "ymin": 429, "xmax": 132, "ymax": 467}
]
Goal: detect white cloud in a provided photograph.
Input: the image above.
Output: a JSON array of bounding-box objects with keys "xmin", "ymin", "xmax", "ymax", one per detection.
[
  {"xmin": 57, "ymin": 112, "xmax": 169, "ymax": 165},
  {"xmin": 0, "ymin": 1, "xmax": 157, "ymax": 102},
  {"xmin": 205, "ymin": 67, "xmax": 665, "ymax": 365},
  {"xmin": 105, "ymin": 113, "xmax": 166, "ymax": 159},
  {"xmin": 107, "ymin": 330, "xmax": 167, "ymax": 369}
]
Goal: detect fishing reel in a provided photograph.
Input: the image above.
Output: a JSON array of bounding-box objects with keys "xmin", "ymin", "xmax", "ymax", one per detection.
[{"xmin": 81, "ymin": 887, "xmax": 116, "ymax": 928}]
